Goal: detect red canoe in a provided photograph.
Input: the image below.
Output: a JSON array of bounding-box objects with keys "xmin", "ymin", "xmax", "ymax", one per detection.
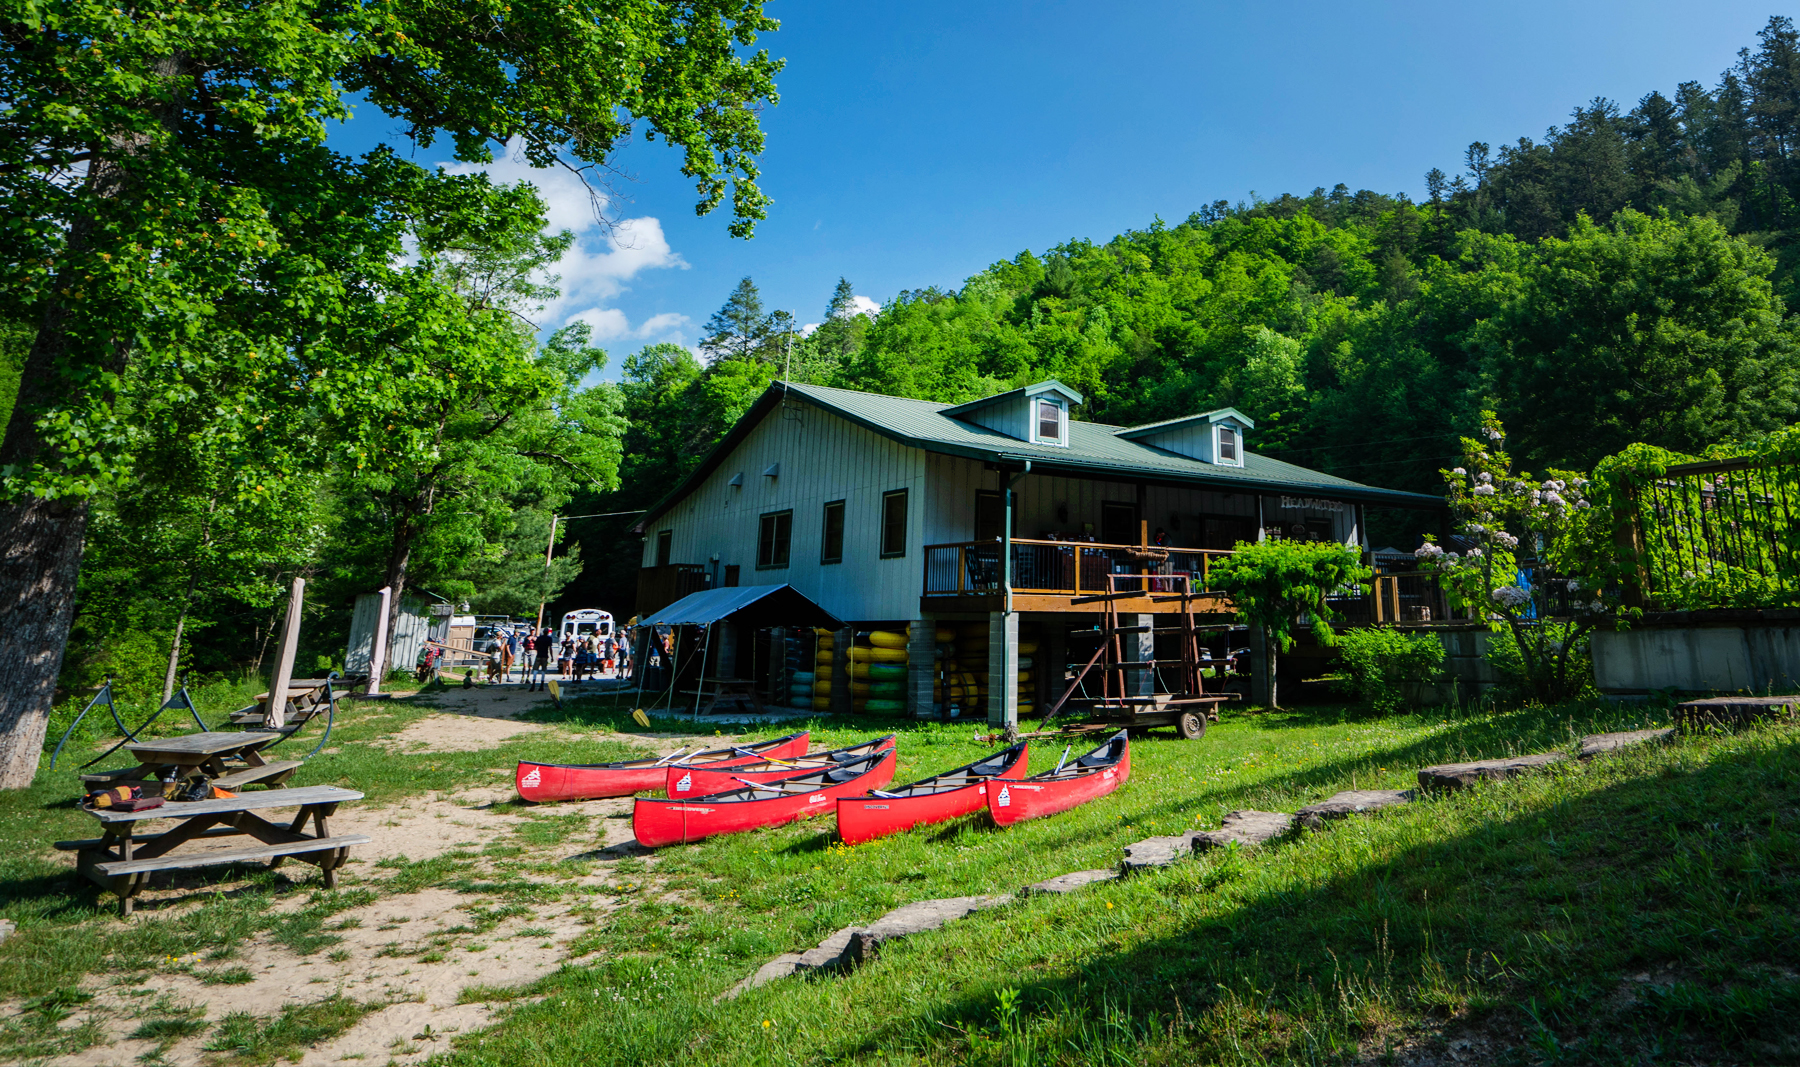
[
  {"xmin": 836, "ymin": 741, "xmax": 1029, "ymax": 845},
  {"xmin": 633, "ymin": 748, "xmax": 899, "ymax": 847},
  {"xmin": 515, "ymin": 731, "xmax": 810, "ymax": 802},
  {"xmin": 987, "ymin": 731, "xmax": 1130, "ymax": 827},
  {"xmin": 665, "ymin": 734, "xmax": 896, "ymax": 798}
]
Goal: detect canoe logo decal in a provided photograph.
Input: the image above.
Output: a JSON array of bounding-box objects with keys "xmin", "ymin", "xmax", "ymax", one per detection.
[
  {"xmin": 977, "ymin": 785, "xmax": 985, "ymax": 795},
  {"xmin": 1103, "ymin": 769, "xmax": 1115, "ymax": 779},
  {"xmin": 808, "ymin": 794, "xmax": 827, "ymax": 804},
  {"xmin": 1013, "ymin": 784, "xmax": 1045, "ymax": 791},
  {"xmin": 675, "ymin": 772, "xmax": 692, "ymax": 793},
  {"xmin": 997, "ymin": 785, "xmax": 1011, "ymax": 807},
  {"xmin": 520, "ymin": 767, "xmax": 541, "ymax": 788},
  {"xmin": 863, "ymin": 804, "xmax": 890, "ymax": 810},
  {"xmin": 669, "ymin": 805, "xmax": 714, "ymax": 813}
]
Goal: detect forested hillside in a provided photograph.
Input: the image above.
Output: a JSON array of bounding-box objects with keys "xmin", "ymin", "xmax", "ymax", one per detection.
[{"xmin": 559, "ymin": 16, "xmax": 1800, "ymax": 613}]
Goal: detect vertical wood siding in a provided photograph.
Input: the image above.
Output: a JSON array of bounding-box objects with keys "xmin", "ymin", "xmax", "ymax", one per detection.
[
  {"xmin": 641, "ymin": 399, "xmax": 926, "ymax": 623},
  {"xmin": 645, "ymin": 406, "xmax": 1368, "ymax": 625}
]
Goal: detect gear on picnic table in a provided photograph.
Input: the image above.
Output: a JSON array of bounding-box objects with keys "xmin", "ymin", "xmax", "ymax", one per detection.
[{"xmin": 83, "ymin": 785, "xmax": 165, "ymax": 813}]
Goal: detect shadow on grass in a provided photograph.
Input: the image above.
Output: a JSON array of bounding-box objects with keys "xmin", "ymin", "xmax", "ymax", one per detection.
[{"xmin": 823, "ymin": 730, "xmax": 1800, "ymax": 1066}]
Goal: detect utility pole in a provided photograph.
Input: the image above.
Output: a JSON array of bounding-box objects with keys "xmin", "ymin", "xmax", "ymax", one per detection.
[{"xmin": 534, "ymin": 509, "xmax": 650, "ymax": 632}]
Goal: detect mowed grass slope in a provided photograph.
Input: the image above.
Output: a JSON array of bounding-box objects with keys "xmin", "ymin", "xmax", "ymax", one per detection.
[{"xmin": 446, "ymin": 700, "xmax": 1799, "ymax": 1066}]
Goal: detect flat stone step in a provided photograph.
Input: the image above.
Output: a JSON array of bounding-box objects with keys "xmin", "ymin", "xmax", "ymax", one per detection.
[
  {"xmin": 1577, "ymin": 728, "xmax": 1675, "ymax": 759},
  {"xmin": 842, "ymin": 895, "xmax": 1011, "ymax": 968},
  {"xmin": 1296, "ymin": 789, "xmax": 1414, "ymax": 830},
  {"xmin": 1417, "ymin": 753, "xmax": 1565, "ymax": 791},
  {"xmin": 1192, "ymin": 810, "xmax": 1293, "ymax": 851},
  {"xmin": 1674, "ymin": 696, "xmax": 1797, "ymax": 729},
  {"xmin": 1022, "ymin": 869, "xmax": 1116, "ymax": 896},
  {"xmin": 1119, "ymin": 835, "xmax": 1192, "ymax": 874},
  {"xmin": 718, "ymin": 953, "xmax": 804, "ymax": 1001},
  {"xmin": 792, "ymin": 926, "xmax": 861, "ymax": 973}
]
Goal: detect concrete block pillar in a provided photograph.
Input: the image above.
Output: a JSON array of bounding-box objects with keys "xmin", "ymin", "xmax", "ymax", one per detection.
[
  {"xmin": 1043, "ymin": 620, "xmax": 1069, "ymax": 713},
  {"xmin": 1120, "ymin": 613, "xmax": 1153, "ymax": 698},
  {"xmin": 830, "ymin": 626, "xmax": 854, "ymax": 715},
  {"xmin": 987, "ymin": 611, "xmax": 1020, "ymax": 730},
  {"xmin": 907, "ymin": 618, "xmax": 938, "ymax": 718}
]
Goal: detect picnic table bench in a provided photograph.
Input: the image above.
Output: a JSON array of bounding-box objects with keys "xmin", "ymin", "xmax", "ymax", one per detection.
[
  {"xmin": 57, "ymin": 785, "xmax": 367, "ymax": 916},
  {"xmin": 682, "ymin": 676, "xmax": 765, "ymax": 715},
  {"xmin": 79, "ymin": 731, "xmax": 301, "ymax": 797}
]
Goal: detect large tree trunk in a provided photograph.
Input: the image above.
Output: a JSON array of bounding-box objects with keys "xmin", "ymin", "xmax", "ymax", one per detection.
[
  {"xmin": 0, "ymin": 497, "xmax": 91, "ymax": 788},
  {"xmin": 0, "ymin": 53, "xmax": 189, "ymax": 788}
]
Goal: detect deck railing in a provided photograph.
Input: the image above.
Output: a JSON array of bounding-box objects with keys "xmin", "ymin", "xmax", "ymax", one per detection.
[{"xmin": 923, "ymin": 539, "xmax": 1234, "ymax": 599}]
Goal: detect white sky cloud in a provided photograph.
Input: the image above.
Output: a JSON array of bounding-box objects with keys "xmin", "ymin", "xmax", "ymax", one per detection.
[
  {"xmin": 568, "ymin": 307, "xmax": 692, "ymax": 344},
  {"xmin": 440, "ymin": 139, "xmax": 690, "ymax": 342}
]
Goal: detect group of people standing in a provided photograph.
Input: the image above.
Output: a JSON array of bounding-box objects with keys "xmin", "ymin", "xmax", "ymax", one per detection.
[{"xmin": 490, "ymin": 628, "xmax": 631, "ymax": 690}]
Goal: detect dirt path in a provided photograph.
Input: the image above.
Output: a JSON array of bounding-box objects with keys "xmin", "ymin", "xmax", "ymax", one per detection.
[{"xmin": 27, "ymin": 713, "xmax": 748, "ymax": 1067}]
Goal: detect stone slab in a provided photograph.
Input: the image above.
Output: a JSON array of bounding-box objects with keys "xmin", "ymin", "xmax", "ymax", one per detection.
[
  {"xmin": 1674, "ymin": 696, "xmax": 1798, "ymax": 729},
  {"xmin": 1296, "ymin": 789, "xmax": 1414, "ymax": 830},
  {"xmin": 840, "ymin": 895, "xmax": 1012, "ymax": 969},
  {"xmin": 1191, "ymin": 810, "xmax": 1293, "ymax": 851},
  {"xmin": 1119, "ymin": 835, "xmax": 1192, "ymax": 874},
  {"xmin": 1577, "ymin": 728, "xmax": 1676, "ymax": 759},
  {"xmin": 793, "ymin": 925, "xmax": 861, "ymax": 973},
  {"xmin": 717, "ymin": 952, "xmax": 803, "ymax": 1001},
  {"xmin": 1417, "ymin": 752, "xmax": 1567, "ymax": 791},
  {"xmin": 1022, "ymin": 869, "xmax": 1116, "ymax": 896}
]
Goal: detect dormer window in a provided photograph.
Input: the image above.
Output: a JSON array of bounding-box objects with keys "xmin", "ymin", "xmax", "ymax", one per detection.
[
  {"xmin": 1216, "ymin": 424, "xmax": 1241, "ymax": 466},
  {"xmin": 1036, "ymin": 398, "xmax": 1065, "ymax": 444}
]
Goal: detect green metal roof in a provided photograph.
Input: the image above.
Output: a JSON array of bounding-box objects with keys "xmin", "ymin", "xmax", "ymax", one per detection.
[
  {"xmin": 636, "ymin": 381, "xmax": 1444, "ymax": 529},
  {"xmin": 1116, "ymin": 406, "xmax": 1255, "ymax": 437}
]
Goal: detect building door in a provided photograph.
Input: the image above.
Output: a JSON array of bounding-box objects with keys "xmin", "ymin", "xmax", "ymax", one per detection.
[
  {"xmin": 1100, "ymin": 501, "xmax": 1138, "ymax": 545},
  {"xmin": 974, "ymin": 490, "xmax": 1015, "ymax": 541}
]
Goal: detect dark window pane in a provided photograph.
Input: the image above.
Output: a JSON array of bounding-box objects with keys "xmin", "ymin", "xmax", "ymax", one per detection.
[
  {"xmin": 1101, "ymin": 502, "xmax": 1137, "ymax": 545},
  {"xmin": 821, "ymin": 501, "xmax": 845, "ymax": 562},
  {"xmin": 881, "ymin": 490, "xmax": 908, "ymax": 557},
  {"xmin": 758, "ymin": 510, "xmax": 792, "ymax": 568},
  {"xmin": 1218, "ymin": 426, "xmax": 1238, "ymax": 462},
  {"xmin": 655, "ymin": 530, "xmax": 672, "ymax": 567},
  {"xmin": 1037, "ymin": 399, "xmax": 1060, "ymax": 440}
]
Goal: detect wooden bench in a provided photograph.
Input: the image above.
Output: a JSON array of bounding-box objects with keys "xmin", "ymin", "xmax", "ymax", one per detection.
[{"xmin": 66, "ymin": 785, "xmax": 366, "ymax": 916}]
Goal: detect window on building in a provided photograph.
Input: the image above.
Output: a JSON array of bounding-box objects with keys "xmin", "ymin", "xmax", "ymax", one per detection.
[
  {"xmin": 1036, "ymin": 398, "xmax": 1063, "ymax": 443},
  {"xmin": 655, "ymin": 530, "xmax": 672, "ymax": 567},
  {"xmin": 975, "ymin": 490, "xmax": 1016, "ymax": 541},
  {"xmin": 881, "ymin": 489, "xmax": 908, "ymax": 557},
  {"xmin": 757, "ymin": 510, "xmax": 792, "ymax": 568},
  {"xmin": 1216, "ymin": 424, "xmax": 1240, "ymax": 464},
  {"xmin": 724, "ymin": 564, "xmax": 741, "ymax": 587},
  {"xmin": 820, "ymin": 500, "xmax": 845, "ymax": 563}
]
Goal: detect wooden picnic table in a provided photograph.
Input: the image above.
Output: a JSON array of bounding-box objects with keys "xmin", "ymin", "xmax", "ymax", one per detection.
[
  {"xmin": 681, "ymin": 676, "xmax": 765, "ymax": 715},
  {"xmin": 80, "ymin": 731, "xmax": 301, "ymax": 797},
  {"xmin": 57, "ymin": 785, "xmax": 368, "ymax": 917}
]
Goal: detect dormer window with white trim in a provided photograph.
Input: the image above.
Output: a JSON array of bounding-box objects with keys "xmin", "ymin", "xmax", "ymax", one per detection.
[
  {"xmin": 1035, "ymin": 398, "xmax": 1067, "ymax": 445},
  {"xmin": 1216, "ymin": 423, "xmax": 1242, "ymax": 466}
]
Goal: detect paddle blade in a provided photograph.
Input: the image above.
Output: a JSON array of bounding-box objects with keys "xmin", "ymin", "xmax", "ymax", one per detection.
[{"xmin": 632, "ymin": 708, "xmax": 650, "ymax": 728}]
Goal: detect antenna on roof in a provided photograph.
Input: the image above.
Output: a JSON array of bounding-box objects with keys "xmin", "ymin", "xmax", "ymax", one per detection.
[{"xmin": 784, "ymin": 320, "xmax": 793, "ymax": 383}]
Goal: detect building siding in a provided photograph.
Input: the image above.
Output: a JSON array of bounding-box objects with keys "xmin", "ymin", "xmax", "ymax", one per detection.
[{"xmin": 641, "ymin": 399, "xmax": 927, "ymax": 623}]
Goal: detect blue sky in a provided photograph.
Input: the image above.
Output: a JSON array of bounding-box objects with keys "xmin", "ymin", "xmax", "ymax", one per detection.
[{"xmin": 329, "ymin": 1, "xmax": 1792, "ymax": 372}]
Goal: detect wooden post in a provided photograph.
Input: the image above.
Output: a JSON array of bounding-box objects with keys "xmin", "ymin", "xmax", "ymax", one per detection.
[
  {"xmin": 366, "ymin": 585, "xmax": 391, "ymax": 695},
  {"xmin": 267, "ymin": 577, "xmax": 305, "ymax": 729},
  {"xmin": 1615, "ymin": 482, "xmax": 1651, "ymax": 609}
]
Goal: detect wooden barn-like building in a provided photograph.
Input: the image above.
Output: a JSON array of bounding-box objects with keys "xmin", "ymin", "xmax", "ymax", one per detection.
[{"xmin": 634, "ymin": 380, "xmax": 1440, "ymax": 725}]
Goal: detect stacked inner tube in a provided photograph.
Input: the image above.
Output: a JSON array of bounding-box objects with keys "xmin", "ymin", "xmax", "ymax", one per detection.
[
  {"xmin": 786, "ymin": 630, "xmax": 812, "ymax": 711},
  {"xmin": 852, "ymin": 629, "xmax": 908, "ymax": 714},
  {"xmin": 942, "ymin": 621, "xmax": 1039, "ymax": 717},
  {"xmin": 810, "ymin": 629, "xmax": 833, "ymax": 712}
]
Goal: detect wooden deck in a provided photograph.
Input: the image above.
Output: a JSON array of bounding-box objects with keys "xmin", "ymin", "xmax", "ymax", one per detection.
[{"xmin": 922, "ymin": 538, "xmax": 1237, "ymax": 614}]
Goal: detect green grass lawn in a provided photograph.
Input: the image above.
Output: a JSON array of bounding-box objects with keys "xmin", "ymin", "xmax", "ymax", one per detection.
[
  {"xmin": 439, "ymin": 696, "xmax": 1800, "ymax": 1066},
  {"xmin": 4, "ymin": 690, "xmax": 1795, "ymax": 1065}
]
